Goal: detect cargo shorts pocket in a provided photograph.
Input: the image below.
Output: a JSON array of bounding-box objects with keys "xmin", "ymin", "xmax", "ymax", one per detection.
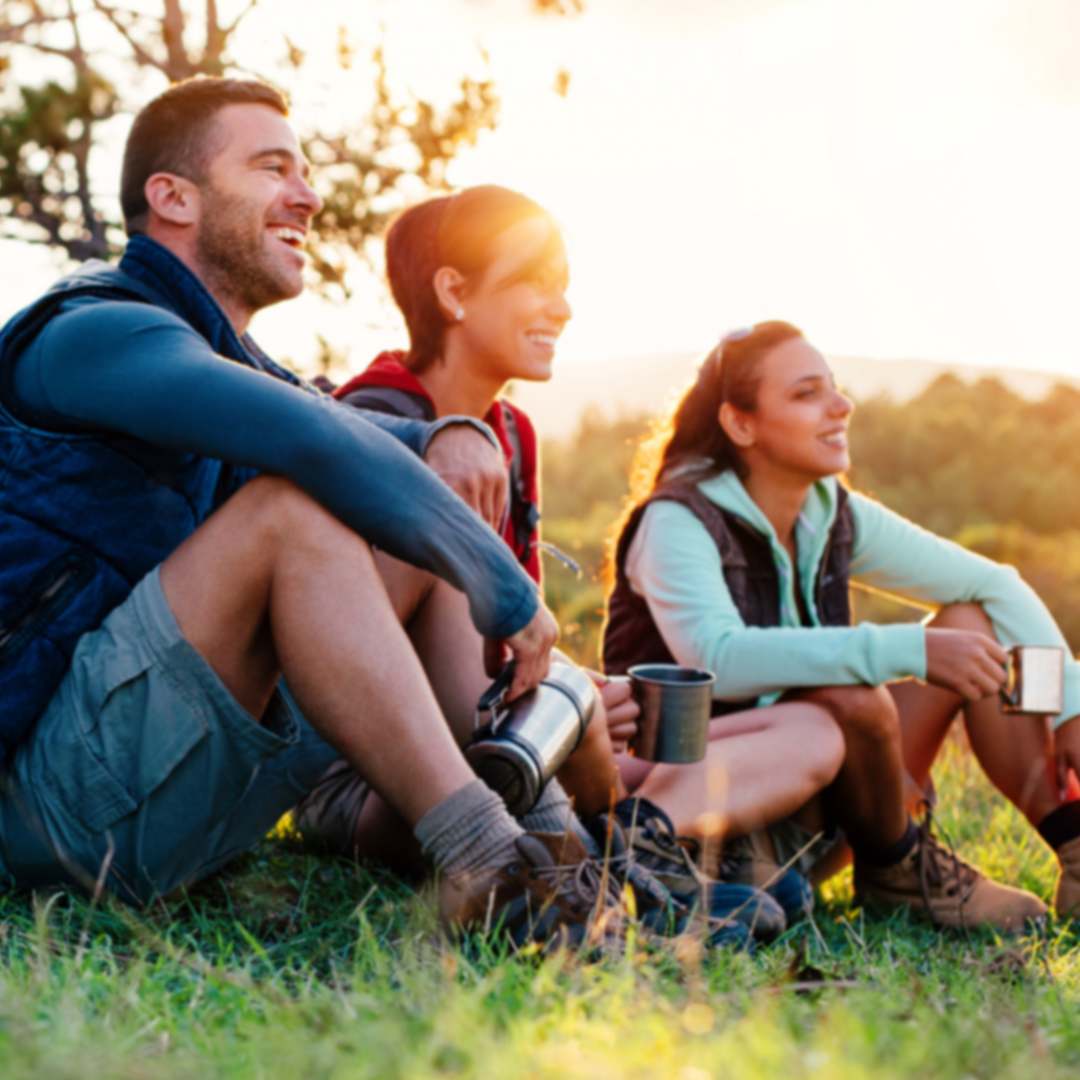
[{"xmin": 53, "ymin": 651, "xmax": 210, "ymax": 837}]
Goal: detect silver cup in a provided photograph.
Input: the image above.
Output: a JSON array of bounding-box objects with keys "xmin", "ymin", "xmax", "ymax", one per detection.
[
  {"xmin": 1000, "ymin": 645, "xmax": 1065, "ymax": 715},
  {"xmin": 617, "ymin": 663, "xmax": 716, "ymax": 763}
]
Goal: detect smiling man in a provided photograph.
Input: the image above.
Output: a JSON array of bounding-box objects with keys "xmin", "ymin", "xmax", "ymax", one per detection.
[{"xmin": 0, "ymin": 77, "xmax": 620, "ymax": 948}]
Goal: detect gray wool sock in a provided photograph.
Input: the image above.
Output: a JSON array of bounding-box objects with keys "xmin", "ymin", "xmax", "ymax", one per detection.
[
  {"xmin": 414, "ymin": 779, "xmax": 524, "ymax": 881},
  {"xmin": 520, "ymin": 778, "xmax": 601, "ymax": 858}
]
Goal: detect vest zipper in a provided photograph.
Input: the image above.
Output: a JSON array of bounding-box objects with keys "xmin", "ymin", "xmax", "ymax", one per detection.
[{"xmin": 0, "ymin": 552, "xmax": 95, "ymax": 667}]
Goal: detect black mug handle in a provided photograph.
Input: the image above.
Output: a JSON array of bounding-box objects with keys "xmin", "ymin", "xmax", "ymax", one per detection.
[
  {"xmin": 476, "ymin": 661, "xmax": 517, "ymax": 729},
  {"xmin": 1000, "ymin": 649, "xmax": 1020, "ymax": 709}
]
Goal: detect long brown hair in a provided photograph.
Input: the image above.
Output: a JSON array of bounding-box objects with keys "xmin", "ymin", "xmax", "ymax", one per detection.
[
  {"xmin": 605, "ymin": 320, "xmax": 804, "ymax": 585},
  {"xmin": 385, "ymin": 185, "xmax": 564, "ymax": 373}
]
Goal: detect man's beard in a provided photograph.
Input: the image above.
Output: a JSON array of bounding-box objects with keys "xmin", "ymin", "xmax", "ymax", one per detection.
[{"xmin": 195, "ymin": 186, "xmax": 298, "ymax": 319}]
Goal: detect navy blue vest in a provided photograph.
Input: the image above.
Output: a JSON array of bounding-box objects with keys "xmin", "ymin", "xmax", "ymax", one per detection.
[{"xmin": 0, "ymin": 236, "xmax": 303, "ymax": 760}]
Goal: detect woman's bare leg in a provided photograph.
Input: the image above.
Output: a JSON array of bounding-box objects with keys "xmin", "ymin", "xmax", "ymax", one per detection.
[
  {"xmin": 791, "ymin": 685, "xmax": 910, "ymax": 854},
  {"xmin": 622, "ymin": 703, "xmax": 844, "ymax": 838},
  {"xmin": 891, "ymin": 603, "xmax": 1063, "ymax": 825},
  {"xmin": 555, "ymin": 702, "xmax": 630, "ymax": 818}
]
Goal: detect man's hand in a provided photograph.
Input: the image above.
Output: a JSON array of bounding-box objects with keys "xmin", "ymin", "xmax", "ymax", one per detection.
[
  {"xmin": 587, "ymin": 672, "xmax": 639, "ymax": 752},
  {"xmin": 1055, "ymin": 717, "xmax": 1080, "ymax": 801},
  {"xmin": 423, "ymin": 422, "xmax": 508, "ymax": 529},
  {"xmin": 925, "ymin": 628, "xmax": 1008, "ymax": 700},
  {"xmin": 485, "ymin": 602, "xmax": 559, "ymax": 701}
]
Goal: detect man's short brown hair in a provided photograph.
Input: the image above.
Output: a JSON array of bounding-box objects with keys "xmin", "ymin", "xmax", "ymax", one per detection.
[{"xmin": 120, "ymin": 77, "xmax": 289, "ymax": 234}]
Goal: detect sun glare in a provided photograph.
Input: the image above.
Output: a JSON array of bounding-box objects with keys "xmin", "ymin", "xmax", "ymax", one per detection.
[{"xmin": 2, "ymin": 0, "xmax": 1078, "ymax": 382}]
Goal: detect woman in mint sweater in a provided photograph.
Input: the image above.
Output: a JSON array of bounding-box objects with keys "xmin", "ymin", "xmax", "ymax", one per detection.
[{"xmin": 604, "ymin": 320, "xmax": 1077, "ymax": 929}]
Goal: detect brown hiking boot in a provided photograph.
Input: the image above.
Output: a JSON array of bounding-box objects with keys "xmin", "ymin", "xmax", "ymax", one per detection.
[
  {"xmin": 1054, "ymin": 835, "xmax": 1080, "ymax": 920},
  {"xmin": 854, "ymin": 812, "xmax": 1047, "ymax": 934},
  {"xmin": 439, "ymin": 832, "xmax": 627, "ymax": 953}
]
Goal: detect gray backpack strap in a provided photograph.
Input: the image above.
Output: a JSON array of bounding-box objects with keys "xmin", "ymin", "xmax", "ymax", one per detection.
[
  {"xmin": 337, "ymin": 384, "xmax": 435, "ymax": 422},
  {"xmin": 501, "ymin": 405, "xmax": 525, "ymax": 500}
]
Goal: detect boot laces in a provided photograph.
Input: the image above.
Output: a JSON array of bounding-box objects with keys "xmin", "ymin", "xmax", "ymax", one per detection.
[
  {"xmin": 917, "ymin": 805, "xmax": 978, "ymax": 912},
  {"xmin": 625, "ymin": 802, "xmax": 698, "ymax": 876},
  {"xmin": 531, "ymin": 854, "xmax": 621, "ymax": 915}
]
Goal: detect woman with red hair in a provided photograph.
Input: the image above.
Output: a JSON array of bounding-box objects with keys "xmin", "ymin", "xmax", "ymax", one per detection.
[{"xmin": 295, "ymin": 189, "xmax": 842, "ymax": 933}]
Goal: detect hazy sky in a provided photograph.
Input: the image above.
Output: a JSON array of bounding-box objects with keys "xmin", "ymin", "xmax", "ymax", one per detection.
[{"xmin": 3, "ymin": 0, "xmax": 1079, "ymax": 378}]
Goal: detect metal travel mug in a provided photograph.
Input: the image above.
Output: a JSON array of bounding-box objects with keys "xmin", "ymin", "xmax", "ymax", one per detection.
[
  {"xmin": 465, "ymin": 658, "xmax": 598, "ymax": 816},
  {"xmin": 1000, "ymin": 645, "xmax": 1065, "ymax": 715},
  {"xmin": 621, "ymin": 663, "xmax": 716, "ymax": 764}
]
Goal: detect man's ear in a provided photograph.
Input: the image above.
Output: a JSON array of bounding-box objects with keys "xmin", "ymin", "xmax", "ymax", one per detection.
[
  {"xmin": 719, "ymin": 401, "xmax": 755, "ymax": 449},
  {"xmin": 432, "ymin": 266, "xmax": 467, "ymax": 322},
  {"xmin": 143, "ymin": 172, "xmax": 201, "ymax": 228}
]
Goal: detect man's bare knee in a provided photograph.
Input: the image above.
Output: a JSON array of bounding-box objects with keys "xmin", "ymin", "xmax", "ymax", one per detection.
[
  {"xmin": 929, "ymin": 602, "xmax": 995, "ymax": 638},
  {"xmin": 239, "ymin": 476, "xmax": 374, "ymax": 564}
]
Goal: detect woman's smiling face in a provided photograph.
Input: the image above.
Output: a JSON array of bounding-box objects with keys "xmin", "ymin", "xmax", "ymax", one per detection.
[
  {"xmin": 453, "ymin": 216, "xmax": 571, "ymax": 384},
  {"xmin": 727, "ymin": 336, "xmax": 854, "ymax": 482}
]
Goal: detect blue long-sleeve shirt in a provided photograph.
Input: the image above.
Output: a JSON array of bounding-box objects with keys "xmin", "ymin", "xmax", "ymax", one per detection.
[{"xmin": 12, "ymin": 296, "xmax": 538, "ymax": 640}]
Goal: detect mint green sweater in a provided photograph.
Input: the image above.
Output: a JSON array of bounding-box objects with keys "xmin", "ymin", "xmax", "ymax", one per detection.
[{"xmin": 624, "ymin": 472, "xmax": 1080, "ymax": 729}]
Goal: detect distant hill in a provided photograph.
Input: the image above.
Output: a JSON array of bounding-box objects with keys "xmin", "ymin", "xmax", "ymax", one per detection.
[{"xmin": 511, "ymin": 353, "xmax": 1080, "ymax": 439}]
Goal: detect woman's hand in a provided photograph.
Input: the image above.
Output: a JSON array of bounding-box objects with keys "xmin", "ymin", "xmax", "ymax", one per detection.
[
  {"xmin": 587, "ymin": 671, "xmax": 639, "ymax": 752},
  {"xmin": 924, "ymin": 627, "xmax": 1008, "ymax": 700}
]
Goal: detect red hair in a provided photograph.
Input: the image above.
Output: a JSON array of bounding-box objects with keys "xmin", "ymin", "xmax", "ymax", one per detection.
[{"xmin": 385, "ymin": 185, "xmax": 564, "ymax": 372}]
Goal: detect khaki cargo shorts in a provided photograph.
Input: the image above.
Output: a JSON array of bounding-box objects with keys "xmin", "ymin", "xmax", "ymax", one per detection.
[{"xmin": 0, "ymin": 567, "xmax": 339, "ymax": 903}]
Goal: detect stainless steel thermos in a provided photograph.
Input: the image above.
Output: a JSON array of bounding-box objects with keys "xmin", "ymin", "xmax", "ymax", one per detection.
[{"xmin": 465, "ymin": 658, "xmax": 598, "ymax": 817}]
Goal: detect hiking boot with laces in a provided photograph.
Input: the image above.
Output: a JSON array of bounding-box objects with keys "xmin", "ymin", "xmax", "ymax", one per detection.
[
  {"xmin": 720, "ymin": 830, "xmax": 815, "ymax": 925},
  {"xmin": 598, "ymin": 814, "xmax": 752, "ymax": 950},
  {"xmin": 439, "ymin": 831, "xmax": 629, "ymax": 954},
  {"xmin": 587, "ymin": 796, "xmax": 783, "ymax": 943},
  {"xmin": 853, "ymin": 810, "xmax": 1048, "ymax": 934}
]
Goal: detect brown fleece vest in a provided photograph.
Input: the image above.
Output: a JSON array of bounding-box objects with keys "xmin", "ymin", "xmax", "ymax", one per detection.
[{"xmin": 602, "ymin": 482, "xmax": 854, "ymax": 716}]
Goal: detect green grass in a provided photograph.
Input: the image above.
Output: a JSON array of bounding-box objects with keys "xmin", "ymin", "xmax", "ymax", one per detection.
[{"xmin": 3, "ymin": 739, "xmax": 1080, "ymax": 1079}]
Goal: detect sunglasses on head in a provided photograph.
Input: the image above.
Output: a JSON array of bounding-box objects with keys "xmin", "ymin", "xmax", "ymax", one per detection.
[{"xmin": 719, "ymin": 326, "xmax": 755, "ymax": 345}]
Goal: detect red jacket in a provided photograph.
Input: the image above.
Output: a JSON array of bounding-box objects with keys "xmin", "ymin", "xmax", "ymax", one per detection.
[{"xmin": 335, "ymin": 352, "xmax": 542, "ymax": 583}]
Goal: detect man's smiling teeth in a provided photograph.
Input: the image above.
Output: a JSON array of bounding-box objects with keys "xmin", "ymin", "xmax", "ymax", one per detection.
[
  {"xmin": 270, "ymin": 226, "xmax": 305, "ymax": 248},
  {"xmin": 820, "ymin": 432, "xmax": 848, "ymax": 447},
  {"xmin": 527, "ymin": 332, "xmax": 557, "ymax": 346}
]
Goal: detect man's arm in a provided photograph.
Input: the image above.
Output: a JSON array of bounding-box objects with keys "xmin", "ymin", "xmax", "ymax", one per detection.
[{"xmin": 16, "ymin": 300, "xmax": 536, "ymax": 640}]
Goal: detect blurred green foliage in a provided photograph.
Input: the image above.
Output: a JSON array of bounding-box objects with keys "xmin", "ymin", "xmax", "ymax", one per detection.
[
  {"xmin": 541, "ymin": 375, "xmax": 1080, "ymax": 666},
  {"xmin": 849, "ymin": 374, "xmax": 1080, "ymax": 538},
  {"xmin": 540, "ymin": 410, "xmax": 648, "ymax": 666}
]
